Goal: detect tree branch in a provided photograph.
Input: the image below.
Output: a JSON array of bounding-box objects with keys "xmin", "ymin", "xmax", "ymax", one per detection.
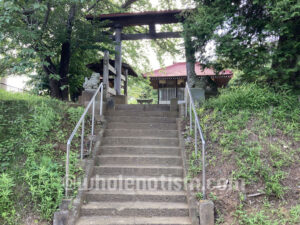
[
  {"xmin": 87, "ymin": 0, "xmax": 101, "ymax": 13},
  {"xmin": 42, "ymin": 2, "xmax": 51, "ymax": 32},
  {"xmin": 121, "ymin": 0, "xmax": 139, "ymax": 9}
]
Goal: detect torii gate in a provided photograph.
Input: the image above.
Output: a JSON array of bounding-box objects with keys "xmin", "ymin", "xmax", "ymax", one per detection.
[{"xmin": 86, "ymin": 10, "xmax": 185, "ymax": 95}]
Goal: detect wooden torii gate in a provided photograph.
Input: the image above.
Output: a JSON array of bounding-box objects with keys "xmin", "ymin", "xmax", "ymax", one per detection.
[{"xmin": 86, "ymin": 10, "xmax": 184, "ymax": 95}]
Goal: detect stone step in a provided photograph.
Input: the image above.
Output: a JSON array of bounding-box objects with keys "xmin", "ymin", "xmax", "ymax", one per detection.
[
  {"xmin": 114, "ymin": 104, "xmax": 170, "ymax": 112},
  {"xmin": 107, "ymin": 122, "xmax": 177, "ymax": 130},
  {"xmin": 85, "ymin": 190, "xmax": 187, "ymax": 203},
  {"xmin": 76, "ymin": 216, "xmax": 191, "ymax": 225},
  {"xmin": 104, "ymin": 129, "xmax": 178, "ymax": 138},
  {"xmin": 80, "ymin": 201, "xmax": 189, "ymax": 217},
  {"xmin": 102, "ymin": 137, "xmax": 179, "ymax": 147},
  {"xmin": 106, "ymin": 116, "xmax": 177, "ymax": 123},
  {"xmin": 96, "ymin": 155, "xmax": 182, "ymax": 166},
  {"xmin": 88, "ymin": 175, "xmax": 185, "ymax": 191},
  {"xmin": 106, "ymin": 110, "xmax": 178, "ymax": 118},
  {"xmin": 93, "ymin": 165, "xmax": 183, "ymax": 177},
  {"xmin": 100, "ymin": 146, "xmax": 181, "ymax": 156}
]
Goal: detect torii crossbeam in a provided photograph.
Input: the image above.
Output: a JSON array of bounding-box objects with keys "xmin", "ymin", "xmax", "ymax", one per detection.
[{"xmin": 86, "ymin": 9, "xmax": 185, "ymax": 95}]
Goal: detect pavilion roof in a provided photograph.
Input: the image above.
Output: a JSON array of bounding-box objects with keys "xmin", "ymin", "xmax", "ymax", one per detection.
[
  {"xmin": 86, "ymin": 59, "xmax": 138, "ymax": 77},
  {"xmin": 144, "ymin": 62, "xmax": 233, "ymax": 79},
  {"xmin": 86, "ymin": 9, "xmax": 184, "ymax": 27}
]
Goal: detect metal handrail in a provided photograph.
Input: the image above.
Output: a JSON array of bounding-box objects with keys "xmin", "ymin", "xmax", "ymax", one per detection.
[
  {"xmin": 0, "ymin": 82, "xmax": 28, "ymax": 92},
  {"xmin": 184, "ymin": 82, "xmax": 206, "ymax": 199},
  {"xmin": 65, "ymin": 82, "xmax": 104, "ymax": 197}
]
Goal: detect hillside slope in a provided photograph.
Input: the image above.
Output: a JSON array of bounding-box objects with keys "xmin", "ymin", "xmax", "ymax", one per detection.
[
  {"xmin": 185, "ymin": 84, "xmax": 300, "ymax": 224},
  {"xmin": 0, "ymin": 90, "xmax": 86, "ymax": 225}
]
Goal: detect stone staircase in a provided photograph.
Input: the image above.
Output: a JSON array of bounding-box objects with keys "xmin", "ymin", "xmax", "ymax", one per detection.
[{"xmin": 76, "ymin": 104, "xmax": 192, "ymax": 225}]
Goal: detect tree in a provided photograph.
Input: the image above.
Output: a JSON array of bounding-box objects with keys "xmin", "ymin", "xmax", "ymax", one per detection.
[
  {"xmin": 183, "ymin": 0, "xmax": 300, "ymax": 90},
  {"xmin": 1, "ymin": 0, "xmax": 190, "ymax": 100},
  {"xmin": 0, "ymin": 0, "xmax": 140, "ymax": 100}
]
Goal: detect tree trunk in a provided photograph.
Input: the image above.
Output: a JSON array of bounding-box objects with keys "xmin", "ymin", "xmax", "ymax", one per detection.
[
  {"xmin": 58, "ymin": 3, "xmax": 77, "ymax": 101},
  {"xmin": 270, "ymin": 27, "xmax": 300, "ymax": 88},
  {"xmin": 59, "ymin": 41, "xmax": 71, "ymax": 100},
  {"xmin": 184, "ymin": 33, "xmax": 218, "ymax": 96},
  {"xmin": 43, "ymin": 56, "xmax": 60, "ymax": 98},
  {"xmin": 184, "ymin": 34, "xmax": 198, "ymax": 88}
]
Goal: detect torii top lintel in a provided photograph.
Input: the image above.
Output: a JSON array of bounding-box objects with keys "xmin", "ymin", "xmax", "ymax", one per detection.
[{"xmin": 86, "ymin": 9, "xmax": 184, "ymax": 27}]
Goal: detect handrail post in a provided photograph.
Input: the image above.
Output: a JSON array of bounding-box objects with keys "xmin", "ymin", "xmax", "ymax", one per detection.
[
  {"xmin": 65, "ymin": 142, "xmax": 70, "ymax": 197},
  {"xmin": 189, "ymin": 100, "xmax": 192, "ymax": 134},
  {"xmin": 103, "ymin": 51, "xmax": 109, "ymax": 100},
  {"xmin": 202, "ymin": 142, "xmax": 206, "ymax": 199},
  {"xmin": 185, "ymin": 82, "xmax": 207, "ymax": 200},
  {"xmin": 195, "ymin": 121, "xmax": 198, "ymax": 156},
  {"xmin": 81, "ymin": 119, "xmax": 85, "ymax": 160},
  {"xmin": 92, "ymin": 99, "xmax": 95, "ymax": 136},
  {"xmin": 185, "ymin": 87, "xmax": 188, "ymax": 117},
  {"xmin": 100, "ymin": 84, "xmax": 103, "ymax": 116}
]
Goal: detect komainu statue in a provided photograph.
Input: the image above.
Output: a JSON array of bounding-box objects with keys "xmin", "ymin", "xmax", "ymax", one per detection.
[{"xmin": 83, "ymin": 73, "xmax": 100, "ymax": 91}]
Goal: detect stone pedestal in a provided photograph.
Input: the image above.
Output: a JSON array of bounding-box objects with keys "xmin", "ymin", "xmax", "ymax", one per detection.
[
  {"xmin": 170, "ymin": 98, "xmax": 178, "ymax": 112},
  {"xmin": 78, "ymin": 90, "xmax": 100, "ymax": 105},
  {"xmin": 112, "ymin": 95, "xmax": 127, "ymax": 104},
  {"xmin": 199, "ymin": 200, "xmax": 214, "ymax": 225}
]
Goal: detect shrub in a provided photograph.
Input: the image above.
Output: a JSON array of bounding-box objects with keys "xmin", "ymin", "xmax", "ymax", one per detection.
[
  {"xmin": 67, "ymin": 107, "xmax": 84, "ymax": 125},
  {"xmin": 205, "ymin": 84, "xmax": 297, "ymax": 112},
  {"xmin": 24, "ymin": 156, "xmax": 64, "ymax": 220},
  {"xmin": 0, "ymin": 173, "xmax": 16, "ymax": 224}
]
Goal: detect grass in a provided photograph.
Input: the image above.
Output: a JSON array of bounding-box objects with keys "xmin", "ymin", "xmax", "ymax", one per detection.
[
  {"xmin": 0, "ymin": 90, "xmax": 88, "ymax": 224},
  {"xmin": 185, "ymin": 84, "xmax": 300, "ymax": 224}
]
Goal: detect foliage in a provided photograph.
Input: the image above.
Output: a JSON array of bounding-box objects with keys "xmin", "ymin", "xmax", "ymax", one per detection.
[
  {"xmin": 128, "ymin": 76, "xmax": 158, "ymax": 104},
  {"xmin": 186, "ymin": 84, "xmax": 299, "ymax": 223},
  {"xmin": 67, "ymin": 107, "xmax": 85, "ymax": 125},
  {"xmin": 24, "ymin": 156, "xmax": 64, "ymax": 220},
  {"xmin": 0, "ymin": 173, "xmax": 16, "ymax": 225},
  {"xmin": 0, "ymin": 0, "xmax": 187, "ymax": 100},
  {"xmin": 201, "ymin": 84, "xmax": 299, "ymax": 197},
  {"xmin": 0, "ymin": 89, "xmax": 85, "ymax": 223},
  {"xmin": 0, "ymin": 0, "xmax": 115, "ymax": 99},
  {"xmin": 184, "ymin": 0, "xmax": 300, "ymax": 90},
  {"xmin": 236, "ymin": 203, "xmax": 300, "ymax": 225}
]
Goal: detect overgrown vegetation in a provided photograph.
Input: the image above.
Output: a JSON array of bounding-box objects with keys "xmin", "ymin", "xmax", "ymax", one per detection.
[
  {"xmin": 0, "ymin": 90, "xmax": 85, "ymax": 224},
  {"xmin": 185, "ymin": 84, "xmax": 300, "ymax": 224},
  {"xmin": 184, "ymin": 0, "xmax": 300, "ymax": 90}
]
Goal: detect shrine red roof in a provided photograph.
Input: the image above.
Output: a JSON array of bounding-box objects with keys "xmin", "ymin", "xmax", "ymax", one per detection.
[{"xmin": 144, "ymin": 62, "xmax": 233, "ymax": 78}]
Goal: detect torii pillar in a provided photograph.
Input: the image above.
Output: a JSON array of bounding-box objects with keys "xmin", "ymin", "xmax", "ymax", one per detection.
[{"xmin": 114, "ymin": 25, "xmax": 122, "ymax": 95}]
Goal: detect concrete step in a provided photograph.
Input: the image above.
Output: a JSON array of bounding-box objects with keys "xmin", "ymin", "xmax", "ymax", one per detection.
[
  {"xmin": 106, "ymin": 110, "xmax": 178, "ymax": 118},
  {"xmin": 96, "ymin": 155, "xmax": 182, "ymax": 166},
  {"xmin": 104, "ymin": 129, "xmax": 178, "ymax": 138},
  {"xmin": 106, "ymin": 116, "xmax": 177, "ymax": 124},
  {"xmin": 107, "ymin": 122, "xmax": 177, "ymax": 130},
  {"xmin": 102, "ymin": 137, "xmax": 179, "ymax": 147},
  {"xmin": 88, "ymin": 175, "xmax": 185, "ymax": 191},
  {"xmin": 85, "ymin": 190, "xmax": 187, "ymax": 202},
  {"xmin": 114, "ymin": 104, "xmax": 170, "ymax": 112},
  {"xmin": 76, "ymin": 216, "xmax": 192, "ymax": 225},
  {"xmin": 80, "ymin": 201, "xmax": 189, "ymax": 217},
  {"xmin": 93, "ymin": 165, "xmax": 183, "ymax": 177},
  {"xmin": 100, "ymin": 146, "xmax": 181, "ymax": 156}
]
